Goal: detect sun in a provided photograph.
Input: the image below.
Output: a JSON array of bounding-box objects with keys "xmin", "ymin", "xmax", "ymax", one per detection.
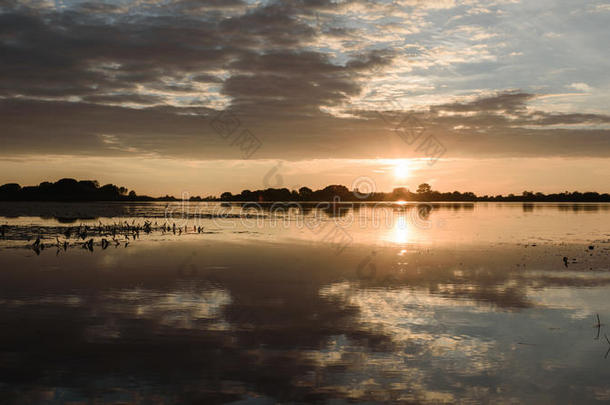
[{"xmin": 393, "ymin": 160, "xmax": 410, "ymax": 180}]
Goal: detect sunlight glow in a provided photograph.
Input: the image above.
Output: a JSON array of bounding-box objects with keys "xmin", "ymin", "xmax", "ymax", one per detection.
[
  {"xmin": 390, "ymin": 215, "xmax": 411, "ymax": 244},
  {"xmin": 393, "ymin": 160, "xmax": 410, "ymax": 180}
]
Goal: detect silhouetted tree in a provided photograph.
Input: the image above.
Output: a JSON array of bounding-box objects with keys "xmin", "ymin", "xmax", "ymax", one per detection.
[
  {"xmin": 417, "ymin": 183, "xmax": 432, "ymax": 194},
  {"xmin": 298, "ymin": 186, "xmax": 313, "ymax": 200}
]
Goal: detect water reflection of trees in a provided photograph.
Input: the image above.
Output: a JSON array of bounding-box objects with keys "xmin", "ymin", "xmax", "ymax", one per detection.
[
  {"xmin": 520, "ymin": 203, "xmax": 609, "ymax": 213},
  {"xmin": 233, "ymin": 201, "xmax": 476, "ymax": 221},
  {"xmin": 0, "ymin": 201, "xmax": 156, "ymax": 221}
]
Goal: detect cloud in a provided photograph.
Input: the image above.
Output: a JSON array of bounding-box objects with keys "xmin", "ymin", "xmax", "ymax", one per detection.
[
  {"xmin": 0, "ymin": 0, "xmax": 608, "ymax": 162},
  {"xmin": 567, "ymin": 82, "xmax": 593, "ymax": 92}
]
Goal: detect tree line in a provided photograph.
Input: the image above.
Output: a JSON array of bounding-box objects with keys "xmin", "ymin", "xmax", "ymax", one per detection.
[
  {"xmin": 0, "ymin": 178, "xmax": 151, "ymax": 201},
  {"xmin": 1, "ymin": 179, "xmax": 608, "ymax": 202},
  {"xmin": 218, "ymin": 183, "xmax": 610, "ymax": 202}
]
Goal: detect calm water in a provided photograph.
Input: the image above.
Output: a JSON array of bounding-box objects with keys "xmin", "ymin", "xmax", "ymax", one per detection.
[{"xmin": 0, "ymin": 202, "xmax": 609, "ymax": 404}]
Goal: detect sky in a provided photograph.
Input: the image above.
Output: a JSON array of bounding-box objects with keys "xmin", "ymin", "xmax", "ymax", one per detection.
[{"xmin": 0, "ymin": 0, "xmax": 609, "ymax": 197}]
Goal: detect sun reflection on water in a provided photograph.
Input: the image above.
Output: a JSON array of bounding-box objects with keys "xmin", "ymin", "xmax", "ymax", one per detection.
[{"xmin": 389, "ymin": 214, "xmax": 411, "ymax": 244}]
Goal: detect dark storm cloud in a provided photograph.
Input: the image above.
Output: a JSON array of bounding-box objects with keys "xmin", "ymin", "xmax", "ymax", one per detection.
[
  {"xmin": 431, "ymin": 92, "xmax": 535, "ymax": 114},
  {"xmin": 192, "ymin": 73, "xmax": 223, "ymax": 83},
  {"xmin": 422, "ymin": 92, "xmax": 610, "ymax": 129},
  {"xmin": 72, "ymin": 2, "xmax": 128, "ymax": 14},
  {"xmin": 172, "ymin": 0, "xmax": 248, "ymax": 11},
  {"xmin": 2, "ymin": 93, "xmax": 609, "ymax": 161},
  {"xmin": 222, "ymin": 50, "xmax": 364, "ymax": 117},
  {"xmin": 426, "ymin": 92, "xmax": 610, "ymax": 127},
  {"xmin": 82, "ymin": 93, "xmax": 167, "ymax": 105},
  {"xmin": 0, "ymin": 0, "xmax": 608, "ymax": 159}
]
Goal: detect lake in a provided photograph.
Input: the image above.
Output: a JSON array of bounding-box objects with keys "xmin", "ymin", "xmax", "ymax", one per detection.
[{"xmin": 0, "ymin": 201, "xmax": 609, "ymax": 403}]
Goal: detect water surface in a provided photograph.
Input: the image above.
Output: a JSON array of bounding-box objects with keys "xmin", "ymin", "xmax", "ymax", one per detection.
[{"xmin": 0, "ymin": 202, "xmax": 609, "ymax": 403}]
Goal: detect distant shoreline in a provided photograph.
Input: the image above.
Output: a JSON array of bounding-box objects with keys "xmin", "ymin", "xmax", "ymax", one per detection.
[
  {"xmin": 0, "ymin": 197, "xmax": 610, "ymax": 205},
  {"xmin": 1, "ymin": 179, "xmax": 609, "ymax": 203}
]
